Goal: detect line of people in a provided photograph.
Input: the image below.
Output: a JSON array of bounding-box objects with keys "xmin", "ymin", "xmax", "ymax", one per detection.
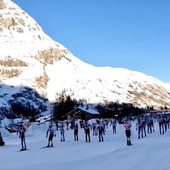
[
  {"xmin": 16, "ymin": 119, "xmax": 117, "ymax": 150},
  {"xmin": 136, "ymin": 114, "xmax": 170, "ymax": 140},
  {"xmin": 14, "ymin": 114, "xmax": 170, "ymax": 150},
  {"xmin": 136, "ymin": 115, "xmax": 154, "ymax": 139},
  {"xmin": 158, "ymin": 114, "xmax": 170, "ymax": 135}
]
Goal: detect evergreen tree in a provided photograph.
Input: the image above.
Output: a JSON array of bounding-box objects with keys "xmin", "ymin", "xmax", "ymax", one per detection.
[{"xmin": 53, "ymin": 91, "xmax": 78, "ymax": 121}]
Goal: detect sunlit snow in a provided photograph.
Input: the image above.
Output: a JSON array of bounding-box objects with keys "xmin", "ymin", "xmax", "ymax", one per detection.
[{"xmin": 0, "ymin": 120, "xmax": 170, "ymax": 170}]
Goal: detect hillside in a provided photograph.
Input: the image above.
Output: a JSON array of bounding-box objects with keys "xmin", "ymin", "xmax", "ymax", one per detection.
[{"xmin": 0, "ymin": 0, "xmax": 170, "ymax": 113}]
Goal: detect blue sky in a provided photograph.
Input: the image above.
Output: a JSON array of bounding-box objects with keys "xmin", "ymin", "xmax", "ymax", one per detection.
[{"xmin": 13, "ymin": 0, "xmax": 170, "ymax": 83}]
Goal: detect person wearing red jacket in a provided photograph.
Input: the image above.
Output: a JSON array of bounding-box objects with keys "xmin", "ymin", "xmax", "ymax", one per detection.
[{"xmin": 123, "ymin": 118, "xmax": 132, "ymax": 145}]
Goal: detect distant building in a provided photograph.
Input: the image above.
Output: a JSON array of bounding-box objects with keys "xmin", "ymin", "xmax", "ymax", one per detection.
[{"xmin": 63, "ymin": 106, "xmax": 100, "ymax": 121}]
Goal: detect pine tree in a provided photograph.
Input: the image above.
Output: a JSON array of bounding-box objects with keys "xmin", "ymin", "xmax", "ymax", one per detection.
[{"xmin": 53, "ymin": 91, "xmax": 78, "ymax": 121}]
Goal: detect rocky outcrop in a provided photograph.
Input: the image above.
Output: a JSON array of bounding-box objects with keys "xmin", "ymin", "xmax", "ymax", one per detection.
[{"xmin": 0, "ymin": 0, "xmax": 6, "ymax": 10}]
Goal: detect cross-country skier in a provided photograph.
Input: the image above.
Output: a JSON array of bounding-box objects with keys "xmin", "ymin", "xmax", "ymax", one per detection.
[
  {"xmin": 66, "ymin": 121, "xmax": 69, "ymax": 130},
  {"xmin": 74, "ymin": 123, "xmax": 79, "ymax": 141},
  {"xmin": 98, "ymin": 122, "xmax": 104, "ymax": 142},
  {"xmin": 60, "ymin": 122, "xmax": 65, "ymax": 142},
  {"xmin": 163, "ymin": 114, "xmax": 168, "ymax": 133},
  {"xmin": 141, "ymin": 117, "xmax": 147, "ymax": 137},
  {"xmin": 46, "ymin": 125, "xmax": 56, "ymax": 147},
  {"xmin": 84, "ymin": 122, "xmax": 91, "ymax": 142},
  {"xmin": 146, "ymin": 116, "xmax": 154, "ymax": 134},
  {"xmin": 18, "ymin": 125, "xmax": 27, "ymax": 151},
  {"xmin": 0, "ymin": 131, "xmax": 5, "ymax": 146},
  {"xmin": 111, "ymin": 119, "xmax": 117, "ymax": 134},
  {"xmin": 136, "ymin": 116, "xmax": 146, "ymax": 139},
  {"xmin": 123, "ymin": 118, "xmax": 132, "ymax": 145},
  {"xmin": 158, "ymin": 114, "xmax": 165, "ymax": 135},
  {"xmin": 92, "ymin": 122, "xmax": 97, "ymax": 136}
]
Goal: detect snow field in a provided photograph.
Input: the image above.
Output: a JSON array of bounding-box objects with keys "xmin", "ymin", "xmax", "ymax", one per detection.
[{"xmin": 0, "ymin": 121, "xmax": 170, "ymax": 170}]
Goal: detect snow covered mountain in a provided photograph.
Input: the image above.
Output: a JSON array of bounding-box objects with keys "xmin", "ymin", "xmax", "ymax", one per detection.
[{"xmin": 1, "ymin": 0, "xmax": 170, "ymax": 112}]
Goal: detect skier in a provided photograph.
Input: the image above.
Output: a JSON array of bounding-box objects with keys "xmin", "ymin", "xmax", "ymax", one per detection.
[
  {"xmin": 66, "ymin": 121, "xmax": 69, "ymax": 130},
  {"xmin": 111, "ymin": 119, "xmax": 117, "ymax": 134},
  {"xmin": 167, "ymin": 115, "xmax": 170, "ymax": 129},
  {"xmin": 56, "ymin": 121, "xmax": 59, "ymax": 131},
  {"xmin": 18, "ymin": 125, "xmax": 27, "ymax": 151},
  {"xmin": 165, "ymin": 114, "xmax": 170, "ymax": 130},
  {"xmin": 141, "ymin": 117, "xmax": 147, "ymax": 137},
  {"xmin": 60, "ymin": 122, "xmax": 65, "ymax": 142},
  {"xmin": 0, "ymin": 131, "xmax": 5, "ymax": 146},
  {"xmin": 136, "ymin": 117, "xmax": 146, "ymax": 139},
  {"xmin": 123, "ymin": 118, "xmax": 132, "ymax": 145},
  {"xmin": 74, "ymin": 123, "xmax": 79, "ymax": 141},
  {"xmin": 164, "ymin": 114, "xmax": 168, "ymax": 133},
  {"xmin": 146, "ymin": 116, "xmax": 153, "ymax": 134},
  {"xmin": 92, "ymin": 122, "xmax": 96, "ymax": 136},
  {"xmin": 158, "ymin": 114, "xmax": 164, "ymax": 135},
  {"xmin": 84, "ymin": 122, "xmax": 91, "ymax": 142},
  {"xmin": 105, "ymin": 119, "xmax": 109, "ymax": 129},
  {"xmin": 98, "ymin": 123, "xmax": 104, "ymax": 142},
  {"xmin": 46, "ymin": 125, "xmax": 55, "ymax": 147}
]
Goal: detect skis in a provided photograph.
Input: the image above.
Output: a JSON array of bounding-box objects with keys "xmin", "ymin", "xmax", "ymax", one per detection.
[
  {"xmin": 127, "ymin": 137, "xmax": 132, "ymax": 146},
  {"xmin": 19, "ymin": 148, "xmax": 28, "ymax": 152},
  {"xmin": 41, "ymin": 145, "xmax": 54, "ymax": 149},
  {"xmin": 127, "ymin": 141, "xmax": 132, "ymax": 146}
]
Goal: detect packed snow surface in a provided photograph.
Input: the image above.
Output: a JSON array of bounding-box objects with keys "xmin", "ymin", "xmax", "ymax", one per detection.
[{"xmin": 0, "ymin": 120, "xmax": 170, "ymax": 170}]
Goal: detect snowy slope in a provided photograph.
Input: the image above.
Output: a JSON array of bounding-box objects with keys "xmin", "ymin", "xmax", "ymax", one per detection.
[
  {"xmin": 0, "ymin": 0, "xmax": 170, "ymax": 109},
  {"xmin": 0, "ymin": 121, "xmax": 170, "ymax": 170},
  {"xmin": 0, "ymin": 0, "xmax": 66, "ymax": 57},
  {"xmin": 46, "ymin": 61, "xmax": 170, "ymax": 108}
]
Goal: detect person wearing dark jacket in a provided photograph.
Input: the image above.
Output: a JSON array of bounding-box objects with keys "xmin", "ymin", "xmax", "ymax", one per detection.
[
  {"xmin": 84, "ymin": 123, "xmax": 91, "ymax": 142},
  {"xmin": 46, "ymin": 125, "xmax": 55, "ymax": 147},
  {"xmin": 18, "ymin": 126, "xmax": 26, "ymax": 150},
  {"xmin": 74, "ymin": 123, "xmax": 79, "ymax": 141},
  {"xmin": 98, "ymin": 124, "xmax": 104, "ymax": 142}
]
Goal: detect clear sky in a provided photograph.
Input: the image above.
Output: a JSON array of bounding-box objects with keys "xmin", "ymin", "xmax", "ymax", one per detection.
[{"xmin": 13, "ymin": 0, "xmax": 170, "ymax": 83}]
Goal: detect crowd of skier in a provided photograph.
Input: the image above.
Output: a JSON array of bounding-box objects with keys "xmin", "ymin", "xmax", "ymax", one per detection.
[
  {"xmin": 1, "ymin": 112, "xmax": 170, "ymax": 151},
  {"xmin": 136, "ymin": 113, "xmax": 170, "ymax": 139}
]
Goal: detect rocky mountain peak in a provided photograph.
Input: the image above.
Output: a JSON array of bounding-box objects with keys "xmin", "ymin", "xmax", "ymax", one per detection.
[{"xmin": 0, "ymin": 0, "xmax": 74, "ymax": 96}]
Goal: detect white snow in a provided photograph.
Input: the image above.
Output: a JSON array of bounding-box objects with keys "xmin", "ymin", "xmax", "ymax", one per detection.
[
  {"xmin": 1, "ymin": 0, "xmax": 65, "ymax": 58},
  {"xmin": 77, "ymin": 106, "xmax": 100, "ymax": 115},
  {"xmin": 0, "ymin": 120, "xmax": 170, "ymax": 170},
  {"xmin": 46, "ymin": 59, "xmax": 170, "ymax": 107}
]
